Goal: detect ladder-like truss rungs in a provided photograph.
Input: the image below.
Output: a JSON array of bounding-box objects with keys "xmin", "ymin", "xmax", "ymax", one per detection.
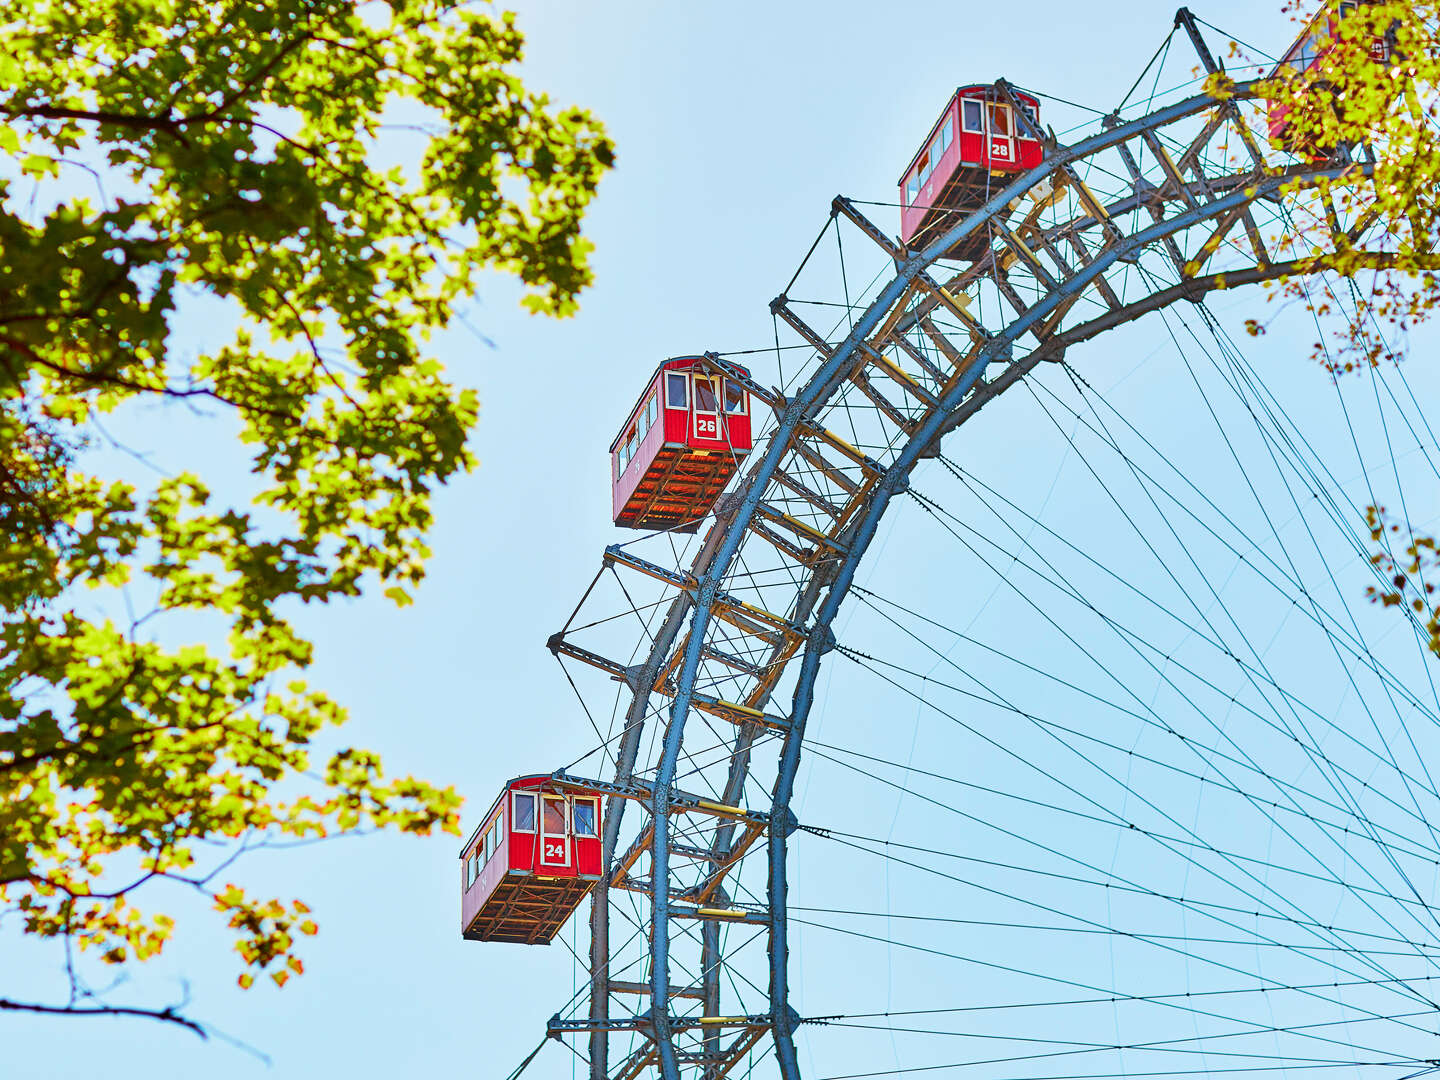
[
  {"xmin": 606, "ymin": 980, "xmax": 707, "ymax": 1000},
  {"xmin": 603, "ymin": 546, "xmax": 803, "ymax": 636},
  {"xmin": 863, "ymin": 344, "xmax": 941, "ymax": 408},
  {"xmin": 754, "ymin": 501, "xmax": 846, "ymax": 552},
  {"xmin": 692, "ymin": 692, "xmax": 791, "ymax": 732},
  {"xmin": 789, "ymin": 437, "xmax": 863, "ymax": 496}
]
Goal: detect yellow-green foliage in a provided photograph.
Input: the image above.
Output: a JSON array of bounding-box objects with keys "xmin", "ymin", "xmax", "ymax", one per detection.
[
  {"xmin": 1245, "ymin": 1, "xmax": 1440, "ymax": 652},
  {"xmin": 0, "ymin": 0, "xmax": 611, "ymax": 1025}
]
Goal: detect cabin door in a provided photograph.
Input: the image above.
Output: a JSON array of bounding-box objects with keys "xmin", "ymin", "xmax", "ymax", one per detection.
[
  {"xmin": 539, "ymin": 795, "xmax": 568, "ymax": 868},
  {"xmin": 986, "ymin": 103, "xmax": 1015, "ymax": 166},
  {"xmin": 692, "ymin": 375, "xmax": 722, "ymax": 441}
]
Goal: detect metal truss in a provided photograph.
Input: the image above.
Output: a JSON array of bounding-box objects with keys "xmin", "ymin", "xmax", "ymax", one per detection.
[{"xmin": 542, "ymin": 9, "xmax": 1401, "ymax": 1078}]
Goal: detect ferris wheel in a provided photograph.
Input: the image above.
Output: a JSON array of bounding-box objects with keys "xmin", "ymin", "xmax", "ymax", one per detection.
[{"xmin": 470, "ymin": 5, "xmax": 1440, "ymax": 1078}]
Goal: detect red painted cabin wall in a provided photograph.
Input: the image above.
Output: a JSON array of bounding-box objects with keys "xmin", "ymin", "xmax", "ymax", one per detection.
[{"xmin": 459, "ymin": 776, "xmax": 604, "ymax": 938}]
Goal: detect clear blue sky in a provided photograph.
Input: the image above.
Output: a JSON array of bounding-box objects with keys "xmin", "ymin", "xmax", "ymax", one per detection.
[{"xmin": 10, "ymin": 2, "xmax": 1440, "ymax": 1079}]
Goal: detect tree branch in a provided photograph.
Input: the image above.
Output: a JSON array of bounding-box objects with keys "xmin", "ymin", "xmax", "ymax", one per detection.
[{"xmin": 0, "ymin": 997, "xmax": 207, "ymax": 1038}]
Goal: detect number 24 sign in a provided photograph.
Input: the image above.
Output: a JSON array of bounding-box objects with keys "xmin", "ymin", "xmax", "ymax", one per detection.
[{"xmin": 544, "ymin": 841, "xmax": 565, "ymax": 861}]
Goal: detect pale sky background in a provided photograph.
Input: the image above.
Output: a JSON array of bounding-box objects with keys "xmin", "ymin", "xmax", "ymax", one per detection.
[{"xmin": 9, "ymin": 2, "xmax": 1440, "ymax": 1079}]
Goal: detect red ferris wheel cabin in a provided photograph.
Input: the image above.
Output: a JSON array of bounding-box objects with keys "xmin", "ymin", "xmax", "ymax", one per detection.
[
  {"xmin": 1267, "ymin": 0, "xmax": 1390, "ymax": 152},
  {"xmin": 459, "ymin": 776, "xmax": 603, "ymax": 945},
  {"xmin": 899, "ymin": 85, "xmax": 1045, "ymax": 262},
  {"xmin": 611, "ymin": 356, "xmax": 753, "ymax": 533}
]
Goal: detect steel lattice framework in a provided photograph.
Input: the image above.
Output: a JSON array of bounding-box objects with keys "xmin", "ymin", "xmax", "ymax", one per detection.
[{"xmin": 540, "ymin": 11, "xmax": 1405, "ymax": 1079}]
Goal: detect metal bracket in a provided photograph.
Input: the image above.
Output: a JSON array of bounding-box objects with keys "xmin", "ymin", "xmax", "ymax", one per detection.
[
  {"xmin": 770, "ymin": 807, "xmax": 799, "ymax": 838},
  {"xmin": 712, "ymin": 491, "xmax": 743, "ymax": 524},
  {"xmin": 622, "ymin": 663, "xmax": 647, "ymax": 694},
  {"xmin": 811, "ymin": 624, "xmax": 837, "ymax": 655}
]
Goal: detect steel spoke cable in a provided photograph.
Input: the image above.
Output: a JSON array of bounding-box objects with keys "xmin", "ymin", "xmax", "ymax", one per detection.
[
  {"xmin": 828, "ymin": 639, "xmax": 1434, "ymax": 1001},
  {"xmin": 896, "ymin": 478, "xmax": 1440, "ymax": 925},
  {"xmin": 803, "ymin": 738, "xmax": 1440, "ymax": 915},
  {"xmin": 790, "ymin": 896, "xmax": 1439, "ymax": 1043},
  {"xmin": 807, "ymin": 720, "xmax": 1434, "ymax": 1009},
  {"xmin": 1045, "ymin": 334, "xmax": 1408, "ymax": 870},
  {"xmin": 814, "ymin": 1058, "xmax": 1424, "ymax": 1080},
  {"xmin": 813, "ymin": 724, "xmax": 1440, "ymax": 872},
  {"xmin": 927, "ymin": 450, "xmax": 1440, "ymax": 793},
  {"xmin": 1159, "ymin": 299, "xmax": 1440, "ymax": 927},
  {"xmin": 790, "ymin": 903, "xmax": 1440, "ymax": 958},
  {"xmin": 1017, "ymin": 358, "xmax": 1440, "ymax": 946},
  {"xmin": 815, "ymin": 1008, "xmax": 1437, "ymax": 1066},
  {"xmin": 1020, "ymin": 354, "xmax": 1440, "ymax": 727},
  {"xmin": 935, "ymin": 452, "xmax": 1440, "ymax": 749},
  {"xmin": 806, "ymin": 729, "xmax": 1439, "ymax": 992}
]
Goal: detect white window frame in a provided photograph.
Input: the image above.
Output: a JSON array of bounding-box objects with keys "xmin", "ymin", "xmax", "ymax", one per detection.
[
  {"xmin": 1017, "ymin": 102, "xmax": 1040, "ymax": 142},
  {"xmin": 540, "ymin": 795, "xmax": 568, "ymax": 865},
  {"xmin": 572, "ymin": 796, "xmax": 600, "ymax": 838},
  {"xmin": 987, "ymin": 102, "xmax": 1014, "ymax": 139},
  {"xmin": 961, "ymin": 98, "xmax": 984, "ymax": 134},
  {"xmin": 691, "ymin": 374, "xmax": 722, "ymax": 440},
  {"xmin": 692, "ymin": 374, "xmax": 721, "ymax": 413},
  {"xmin": 665, "ymin": 371, "xmax": 688, "ymax": 410},
  {"xmin": 512, "ymin": 791, "xmax": 536, "ymax": 832},
  {"xmin": 724, "ymin": 381, "xmax": 748, "ymax": 416}
]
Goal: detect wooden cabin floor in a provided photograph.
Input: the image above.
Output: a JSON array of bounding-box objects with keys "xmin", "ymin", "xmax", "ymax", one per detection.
[
  {"xmin": 909, "ymin": 168, "xmax": 1007, "ymax": 263},
  {"xmin": 462, "ymin": 873, "xmax": 596, "ymax": 945},
  {"xmin": 616, "ymin": 446, "xmax": 742, "ymax": 532}
]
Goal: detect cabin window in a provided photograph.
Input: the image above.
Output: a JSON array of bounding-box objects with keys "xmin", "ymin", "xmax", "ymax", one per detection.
[
  {"xmin": 905, "ymin": 173, "xmax": 919, "ymax": 204},
  {"xmin": 542, "ymin": 796, "xmax": 567, "ymax": 834},
  {"xmin": 645, "ymin": 393, "xmax": 658, "ymax": 430},
  {"xmin": 666, "ymin": 371, "xmax": 688, "ymax": 409},
  {"xmin": 1017, "ymin": 102, "xmax": 1039, "ymax": 141},
  {"xmin": 988, "ymin": 104, "xmax": 1012, "ymax": 137},
  {"xmin": 915, "ymin": 151, "xmax": 931, "ymax": 186},
  {"xmin": 724, "ymin": 382, "xmax": 747, "ymax": 415},
  {"xmin": 513, "ymin": 792, "xmax": 536, "ymax": 831},
  {"xmin": 962, "ymin": 99, "xmax": 983, "ymax": 134},
  {"xmin": 935, "ymin": 117, "xmax": 952, "ymax": 157},
  {"xmin": 572, "ymin": 798, "xmax": 598, "ymax": 838},
  {"xmin": 694, "ymin": 376, "xmax": 719, "ymax": 413}
]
